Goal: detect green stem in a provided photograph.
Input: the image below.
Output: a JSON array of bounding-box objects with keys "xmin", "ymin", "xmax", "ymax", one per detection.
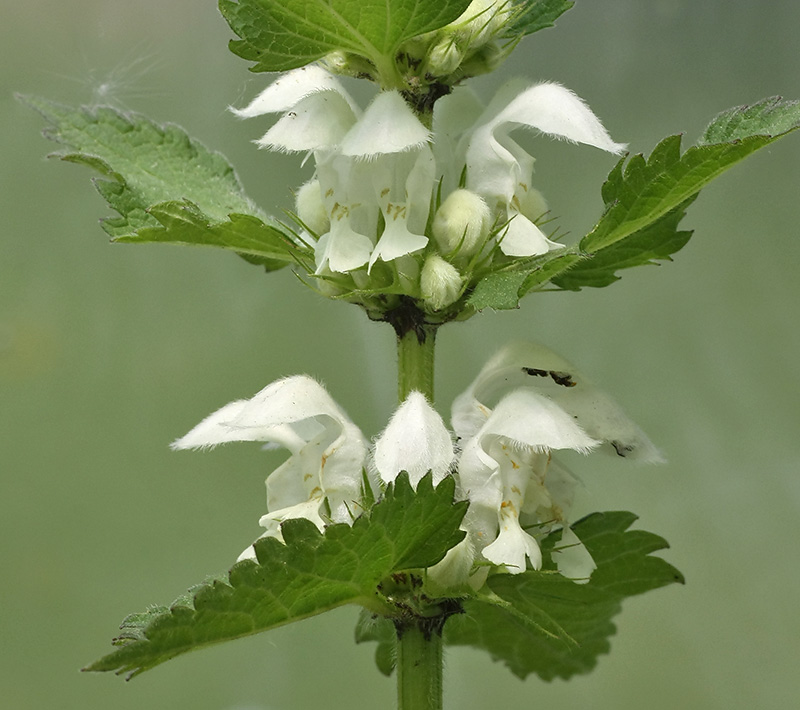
[
  {"xmin": 396, "ymin": 621, "xmax": 444, "ymax": 710},
  {"xmin": 396, "ymin": 325, "xmax": 437, "ymax": 402},
  {"xmin": 394, "ymin": 320, "xmax": 443, "ymax": 709}
]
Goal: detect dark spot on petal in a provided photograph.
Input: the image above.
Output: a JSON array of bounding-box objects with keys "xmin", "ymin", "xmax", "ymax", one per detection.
[
  {"xmin": 611, "ymin": 441, "xmax": 635, "ymax": 457},
  {"xmin": 522, "ymin": 367, "xmax": 576, "ymax": 387}
]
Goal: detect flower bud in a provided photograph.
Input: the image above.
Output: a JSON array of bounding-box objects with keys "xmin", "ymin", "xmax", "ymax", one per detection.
[
  {"xmin": 427, "ymin": 39, "xmax": 463, "ymax": 76},
  {"xmin": 432, "ymin": 188, "xmax": 491, "ymax": 257},
  {"xmin": 420, "ymin": 254, "xmax": 464, "ymax": 311},
  {"xmin": 294, "ymin": 179, "xmax": 329, "ymax": 236},
  {"xmin": 459, "ymin": 0, "xmax": 513, "ymax": 45}
]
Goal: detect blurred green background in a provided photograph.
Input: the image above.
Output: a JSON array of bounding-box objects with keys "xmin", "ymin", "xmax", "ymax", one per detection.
[{"xmin": 3, "ymin": 2, "xmax": 799, "ymax": 708}]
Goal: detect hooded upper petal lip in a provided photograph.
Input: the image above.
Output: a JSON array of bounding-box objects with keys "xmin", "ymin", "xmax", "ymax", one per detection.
[
  {"xmin": 373, "ymin": 391, "xmax": 455, "ymax": 486},
  {"xmin": 172, "ymin": 375, "xmax": 374, "ymax": 540},
  {"xmin": 230, "ymin": 65, "xmax": 354, "ymax": 118}
]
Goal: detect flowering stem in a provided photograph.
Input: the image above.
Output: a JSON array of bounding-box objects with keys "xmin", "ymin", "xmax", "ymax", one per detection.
[
  {"xmin": 396, "ymin": 324, "xmax": 437, "ymax": 402},
  {"xmin": 396, "ymin": 621, "xmax": 444, "ymax": 710}
]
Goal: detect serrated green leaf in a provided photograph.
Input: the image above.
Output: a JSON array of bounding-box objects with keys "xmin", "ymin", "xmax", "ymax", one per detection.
[
  {"xmin": 582, "ymin": 98, "xmax": 800, "ymax": 256},
  {"xmin": 22, "ymin": 95, "xmax": 299, "ymax": 271},
  {"xmin": 553, "ymin": 197, "xmax": 696, "ymax": 290},
  {"xmin": 466, "ymin": 271, "xmax": 528, "ymax": 310},
  {"xmin": 504, "ymin": 0, "xmax": 574, "ymax": 37},
  {"xmin": 444, "ymin": 511, "xmax": 683, "ymax": 681},
  {"xmin": 85, "ymin": 473, "xmax": 466, "ymax": 678},
  {"xmin": 466, "ymin": 250, "xmax": 582, "ymax": 310},
  {"xmin": 699, "ymin": 95, "xmax": 800, "ymax": 144},
  {"xmin": 220, "ymin": 0, "xmax": 473, "ymax": 75},
  {"xmin": 114, "ymin": 202, "xmax": 302, "ymax": 271}
]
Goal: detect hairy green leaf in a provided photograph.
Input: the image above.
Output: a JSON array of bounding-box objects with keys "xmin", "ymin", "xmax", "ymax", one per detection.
[
  {"xmin": 85, "ymin": 474, "xmax": 466, "ymax": 678},
  {"xmin": 22, "ymin": 95, "xmax": 299, "ymax": 270},
  {"xmin": 582, "ymin": 98, "xmax": 800, "ymax": 256},
  {"xmin": 466, "ymin": 250, "xmax": 582, "ymax": 310},
  {"xmin": 553, "ymin": 197, "xmax": 696, "ymax": 290},
  {"xmin": 699, "ymin": 95, "xmax": 800, "ymax": 145},
  {"xmin": 504, "ymin": 0, "xmax": 574, "ymax": 37},
  {"xmin": 445, "ymin": 511, "xmax": 683, "ymax": 681},
  {"xmin": 220, "ymin": 0, "xmax": 473, "ymax": 74},
  {"xmin": 550, "ymin": 97, "xmax": 800, "ymax": 290},
  {"xmin": 466, "ymin": 271, "xmax": 529, "ymax": 310}
]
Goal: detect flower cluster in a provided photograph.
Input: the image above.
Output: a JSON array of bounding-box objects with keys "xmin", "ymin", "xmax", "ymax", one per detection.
[
  {"xmin": 234, "ymin": 65, "xmax": 624, "ymax": 317},
  {"xmin": 173, "ymin": 343, "xmax": 659, "ymax": 586}
]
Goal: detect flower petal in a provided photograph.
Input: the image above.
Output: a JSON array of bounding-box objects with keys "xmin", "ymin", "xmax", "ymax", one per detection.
[
  {"xmin": 257, "ymin": 90, "xmax": 357, "ymax": 152},
  {"xmin": 368, "ymin": 218, "xmax": 429, "ymax": 271},
  {"xmin": 230, "ymin": 65, "xmax": 351, "ymax": 118},
  {"xmin": 341, "ymin": 91, "xmax": 431, "ymax": 157},
  {"xmin": 471, "ymin": 389, "xmax": 599, "ymax": 455},
  {"xmin": 170, "ymin": 400, "xmax": 252, "ymax": 450},
  {"xmin": 465, "ymin": 81, "xmax": 626, "ymax": 206},
  {"xmin": 491, "ymin": 82, "xmax": 627, "ymax": 155},
  {"xmin": 314, "ymin": 224, "xmax": 374, "ymax": 274},
  {"xmin": 452, "ymin": 342, "xmax": 661, "ymax": 462},
  {"xmin": 497, "ymin": 211, "xmax": 562, "ymax": 257},
  {"xmin": 373, "ymin": 392, "xmax": 454, "ymax": 486},
  {"xmin": 481, "ymin": 511, "xmax": 542, "ymax": 572}
]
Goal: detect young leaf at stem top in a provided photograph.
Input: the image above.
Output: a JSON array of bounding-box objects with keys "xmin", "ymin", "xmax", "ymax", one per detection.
[{"xmin": 219, "ymin": 0, "xmax": 473, "ymax": 78}]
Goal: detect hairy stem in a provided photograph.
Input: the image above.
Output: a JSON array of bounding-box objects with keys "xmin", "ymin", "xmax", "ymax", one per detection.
[
  {"xmin": 396, "ymin": 324, "xmax": 437, "ymax": 402},
  {"xmin": 396, "ymin": 621, "xmax": 444, "ymax": 710}
]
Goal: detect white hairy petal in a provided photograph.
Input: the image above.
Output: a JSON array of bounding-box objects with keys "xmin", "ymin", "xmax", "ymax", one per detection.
[
  {"xmin": 257, "ymin": 90, "xmax": 357, "ymax": 152},
  {"xmin": 314, "ymin": 225, "xmax": 374, "ymax": 274},
  {"xmin": 497, "ymin": 212, "xmax": 562, "ymax": 257},
  {"xmin": 230, "ymin": 65, "xmax": 351, "ymax": 117},
  {"xmin": 341, "ymin": 90, "xmax": 431, "ymax": 157},
  {"xmin": 494, "ymin": 82, "xmax": 627, "ymax": 154},
  {"xmin": 481, "ymin": 512, "xmax": 542, "ymax": 572},
  {"xmin": 452, "ymin": 341, "xmax": 661, "ymax": 462},
  {"xmin": 373, "ymin": 392, "xmax": 454, "ymax": 486}
]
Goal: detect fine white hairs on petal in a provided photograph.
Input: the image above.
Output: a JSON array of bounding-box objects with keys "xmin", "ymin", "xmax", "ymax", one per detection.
[
  {"xmin": 496, "ymin": 82, "xmax": 627, "ymax": 155},
  {"xmin": 373, "ymin": 391, "xmax": 454, "ymax": 486},
  {"xmin": 230, "ymin": 65, "xmax": 349, "ymax": 118},
  {"xmin": 257, "ymin": 90, "xmax": 357, "ymax": 152},
  {"xmin": 170, "ymin": 400, "xmax": 252, "ymax": 450},
  {"xmin": 480, "ymin": 389, "xmax": 599, "ymax": 455},
  {"xmin": 341, "ymin": 91, "xmax": 431, "ymax": 157},
  {"xmin": 497, "ymin": 212, "xmax": 562, "ymax": 257}
]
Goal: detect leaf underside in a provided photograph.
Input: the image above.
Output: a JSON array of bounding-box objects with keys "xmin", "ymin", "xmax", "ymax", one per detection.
[{"xmin": 84, "ymin": 473, "xmax": 466, "ymax": 679}]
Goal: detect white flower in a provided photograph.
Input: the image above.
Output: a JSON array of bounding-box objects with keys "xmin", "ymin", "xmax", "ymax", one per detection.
[
  {"xmin": 452, "ymin": 341, "xmax": 663, "ymax": 462},
  {"xmin": 456, "ymin": 389, "xmax": 597, "ymax": 574},
  {"xmin": 443, "ymin": 81, "xmax": 627, "ymax": 257},
  {"xmin": 448, "ymin": 341, "xmax": 660, "ymax": 579},
  {"xmin": 171, "ymin": 375, "xmax": 375, "ymax": 560},
  {"xmin": 373, "ymin": 391, "xmax": 455, "ymax": 487},
  {"xmin": 234, "ymin": 67, "xmax": 624, "ymax": 277}
]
